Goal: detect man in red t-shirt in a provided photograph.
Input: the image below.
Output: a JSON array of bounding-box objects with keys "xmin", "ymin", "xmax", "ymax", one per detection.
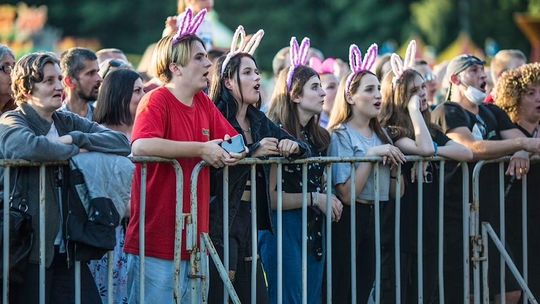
[{"xmin": 124, "ymin": 27, "xmax": 243, "ymax": 303}]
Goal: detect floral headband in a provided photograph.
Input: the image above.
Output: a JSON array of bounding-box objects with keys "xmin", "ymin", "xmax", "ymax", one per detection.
[
  {"xmin": 345, "ymin": 43, "xmax": 378, "ymax": 96},
  {"xmin": 286, "ymin": 37, "xmax": 310, "ymax": 91},
  {"xmin": 309, "ymin": 57, "xmax": 336, "ymax": 75},
  {"xmin": 390, "ymin": 40, "xmax": 416, "ymax": 85},
  {"xmin": 221, "ymin": 25, "xmax": 264, "ymax": 76},
  {"xmin": 172, "ymin": 8, "xmax": 207, "ymax": 46}
]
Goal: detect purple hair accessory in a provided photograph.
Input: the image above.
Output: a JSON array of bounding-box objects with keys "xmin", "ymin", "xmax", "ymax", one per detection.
[
  {"xmin": 391, "ymin": 40, "xmax": 416, "ymax": 86},
  {"xmin": 345, "ymin": 43, "xmax": 378, "ymax": 96},
  {"xmin": 309, "ymin": 57, "xmax": 336, "ymax": 75},
  {"xmin": 172, "ymin": 8, "xmax": 208, "ymax": 46},
  {"xmin": 286, "ymin": 37, "xmax": 310, "ymax": 91},
  {"xmin": 221, "ymin": 25, "xmax": 265, "ymax": 76}
]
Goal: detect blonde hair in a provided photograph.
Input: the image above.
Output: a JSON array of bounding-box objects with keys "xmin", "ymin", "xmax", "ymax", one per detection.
[
  {"xmin": 495, "ymin": 63, "xmax": 540, "ymax": 123},
  {"xmin": 152, "ymin": 34, "xmax": 204, "ymax": 83},
  {"xmin": 491, "ymin": 49, "xmax": 526, "ymax": 82},
  {"xmin": 327, "ymin": 70, "xmax": 391, "ymax": 144}
]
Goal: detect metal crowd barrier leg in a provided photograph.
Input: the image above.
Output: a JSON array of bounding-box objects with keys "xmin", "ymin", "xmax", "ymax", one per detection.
[
  {"xmin": 394, "ymin": 165, "xmax": 402, "ymax": 304},
  {"xmin": 301, "ymin": 164, "xmax": 308, "ymax": 304},
  {"xmin": 522, "ymin": 174, "xmax": 529, "ymax": 304},
  {"xmin": 277, "ymin": 163, "xmax": 283, "ymax": 304},
  {"xmin": 172, "ymin": 160, "xmax": 184, "ymax": 304},
  {"xmin": 482, "ymin": 220, "xmax": 490, "ymax": 304},
  {"xmin": 374, "ymin": 162, "xmax": 381, "ymax": 304},
  {"xmin": 222, "ymin": 166, "xmax": 229, "ymax": 304},
  {"xmin": 462, "ymin": 161, "xmax": 471, "ymax": 304},
  {"xmin": 139, "ymin": 163, "xmax": 147, "ymax": 302},
  {"xmin": 498, "ymin": 162, "xmax": 506, "ymax": 304},
  {"xmin": 417, "ymin": 161, "xmax": 424, "ymax": 304},
  {"xmin": 326, "ymin": 164, "xmax": 333, "ymax": 304},
  {"xmin": 107, "ymin": 251, "xmax": 114, "ymax": 304},
  {"xmin": 251, "ymin": 164, "xmax": 258, "ymax": 304},
  {"xmin": 39, "ymin": 164, "xmax": 46, "ymax": 304},
  {"xmin": 2, "ymin": 166, "xmax": 9, "ymax": 304},
  {"xmin": 75, "ymin": 261, "xmax": 81, "ymax": 304},
  {"xmin": 438, "ymin": 160, "xmax": 445, "ymax": 304},
  {"xmin": 483, "ymin": 223, "xmax": 539, "ymax": 304},
  {"xmin": 350, "ymin": 164, "xmax": 357, "ymax": 304}
]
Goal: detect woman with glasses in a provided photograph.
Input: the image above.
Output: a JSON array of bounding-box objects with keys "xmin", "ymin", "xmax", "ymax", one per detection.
[
  {"xmin": 0, "ymin": 44, "xmax": 16, "ymax": 113},
  {"xmin": 379, "ymin": 66, "xmax": 472, "ymax": 303}
]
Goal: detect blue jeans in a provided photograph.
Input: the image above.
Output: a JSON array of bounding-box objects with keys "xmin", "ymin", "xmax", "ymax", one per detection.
[
  {"xmin": 258, "ymin": 209, "xmax": 324, "ymax": 304},
  {"xmin": 126, "ymin": 254, "xmax": 208, "ymax": 303}
]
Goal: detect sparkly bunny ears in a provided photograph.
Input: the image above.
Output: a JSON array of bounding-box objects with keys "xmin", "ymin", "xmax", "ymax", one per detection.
[
  {"xmin": 221, "ymin": 26, "xmax": 265, "ymax": 76},
  {"xmin": 345, "ymin": 43, "xmax": 378, "ymax": 95},
  {"xmin": 172, "ymin": 8, "xmax": 207, "ymax": 46},
  {"xmin": 286, "ymin": 37, "xmax": 310, "ymax": 91},
  {"xmin": 390, "ymin": 40, "xmax": 416, "ymax": 85}
]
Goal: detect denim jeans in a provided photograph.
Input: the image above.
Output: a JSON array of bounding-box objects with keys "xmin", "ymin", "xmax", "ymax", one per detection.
[{"xmin": 126, "ymin": 254, "xmax": 208, "ymax": 303}]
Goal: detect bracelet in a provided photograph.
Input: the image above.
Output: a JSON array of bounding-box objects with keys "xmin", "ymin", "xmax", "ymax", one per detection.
[
  {"xmin": 309, "ymin": 192, "xmax": 313, "ymax": 207},
  {"xmin": 433, "ymin": 141, "xmax": 439, "ymax": 156},
  {"xmin": 390, "ymin": 176, "xmax": 397, "ymax": 179}
]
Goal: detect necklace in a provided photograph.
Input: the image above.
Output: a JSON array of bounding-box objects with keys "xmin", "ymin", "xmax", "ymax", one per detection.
[{"xmin": 241, "ymin": 127, "xmax": 251, "ymax": 133}]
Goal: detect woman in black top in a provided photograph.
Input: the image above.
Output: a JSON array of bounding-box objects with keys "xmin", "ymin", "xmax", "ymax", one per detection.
[
  {"xmin": 495, "ymin": 62, "xmax": 540, "ymax": 299},
  {"xmin": 380, "ymin": 68, "xmax": 472, "ymax": 303},
  {"xmin": 207, "ymin": 50, "xmax": 308, "ymax": 303}
]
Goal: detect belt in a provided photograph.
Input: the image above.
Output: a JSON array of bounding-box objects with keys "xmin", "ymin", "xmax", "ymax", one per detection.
[{"xmin": 356, "ymin": 199, "xmax": 375, "ymax": 205}]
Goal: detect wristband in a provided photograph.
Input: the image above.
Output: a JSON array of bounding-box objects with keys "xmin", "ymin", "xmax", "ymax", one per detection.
[{"xmin": 433, "ymin": 141, "xmax": 438, "ymax": 156}]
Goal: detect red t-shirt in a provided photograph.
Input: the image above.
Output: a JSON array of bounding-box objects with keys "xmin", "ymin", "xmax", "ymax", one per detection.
[{"xmin": 124, "ymin": 87, "xmax": 237, "ymax": 260}]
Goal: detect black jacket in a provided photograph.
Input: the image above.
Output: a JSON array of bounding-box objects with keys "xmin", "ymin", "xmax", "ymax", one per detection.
[{"xmin": 209, "ymin": 97, "xmax": 310, "ymax": 246}]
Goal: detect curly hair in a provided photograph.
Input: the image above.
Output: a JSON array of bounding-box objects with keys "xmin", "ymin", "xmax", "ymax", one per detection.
[
  {"xmin": 494, "ymin": 63, "xmax": 540, "ymax": 123},
  {"xmin": 11, "ymin": 52, "xmax": 60, "ymax": 106}
]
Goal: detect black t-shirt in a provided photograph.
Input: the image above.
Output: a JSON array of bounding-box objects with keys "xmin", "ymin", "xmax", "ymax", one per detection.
[{"xmin": 431, "ymin": 102, "xmax": 516, "ymax": 221}]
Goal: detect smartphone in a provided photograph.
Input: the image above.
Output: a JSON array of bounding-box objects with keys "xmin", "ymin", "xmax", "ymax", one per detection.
[{"xmin": 219, "ymin": 134, "xmax": 246, "ymax": 154}]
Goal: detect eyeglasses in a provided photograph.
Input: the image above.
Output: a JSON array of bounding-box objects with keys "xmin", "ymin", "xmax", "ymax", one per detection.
[{"xmin": 0, "ymin": 65, "xmax": 13, "ymax": 74}]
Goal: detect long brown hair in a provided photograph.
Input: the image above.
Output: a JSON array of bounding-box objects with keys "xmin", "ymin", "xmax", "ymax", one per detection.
[
  {"xmin": 268, "ymin": 65, "xmax": 330, "ymax": 151},
  {"xmin": 379, "ymin": 69, "xmax": 438, "ymax": 141},
  {"xmin": 327, "ymin": 70, "xmax": 391, "ymax": 144}
]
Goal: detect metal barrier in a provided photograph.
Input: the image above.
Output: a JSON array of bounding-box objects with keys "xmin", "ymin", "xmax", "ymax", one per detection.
[
  {"xmin": 472, "ymin": 156, "xmax": 540, "ymax": 304},
  {"xmin": 191, "ymin": 156, "xmax": 471, "ymax": 304},
  {"xmin": 1, "ymin": 157, "xmax": 186, "ymax": 304}
]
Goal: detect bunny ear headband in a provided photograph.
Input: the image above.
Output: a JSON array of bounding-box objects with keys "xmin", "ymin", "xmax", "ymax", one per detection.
[
  {"xmin": 286, "ymin": 37, "xmax": 310, "ymax": 91},
  {"xmin": 344, "ymin": 43, "xmax": 378, "ymax": 96},
  {"xmin": 390, "ymin": 40, "xmax": 416, "ymax": 85},
  {"xmin": 172, "ymin": 8, "xmax": 207, "ymax": 46},
  {"xmin": 221, "ymin": 25, "xmax": 265, "ymax": 76},
  {"xmin": 309, "ymin": 57, "xmax": 337, "ymax": 75}
]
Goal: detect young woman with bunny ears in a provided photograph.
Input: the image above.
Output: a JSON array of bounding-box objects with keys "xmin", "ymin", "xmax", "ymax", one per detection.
[
  {"xmin": 258, "ymin": 37, "xmax": 343, "ymax": 304},
  {"xmin": 379, "ymin": 40, "xmax": 472, "ymax": 303},
  {"xmin": 207, "ymin": 26, "xmax": 309, "ymax": 304},
  {"xmin": 327, "ymin": 43, "xmax": 405, "ymax": 304}
]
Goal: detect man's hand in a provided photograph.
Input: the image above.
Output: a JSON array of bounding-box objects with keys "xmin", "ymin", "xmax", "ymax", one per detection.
[{"xmin": 507, "ymin": 150, "xmax": 530, "ymax": 180}]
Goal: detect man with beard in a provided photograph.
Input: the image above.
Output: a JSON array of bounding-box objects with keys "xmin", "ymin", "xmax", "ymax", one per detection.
[
  {"xmin": 60, "ymin": 47, "xmax": 102, "ymax": 120},
  {"xmin": 432, "ymin": 54, "xmax": 540, "ymax": 304}
]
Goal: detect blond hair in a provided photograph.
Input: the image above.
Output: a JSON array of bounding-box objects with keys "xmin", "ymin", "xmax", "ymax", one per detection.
[
  {"xmin": 494, "ymin": 63, "xmax": 540, "ymax": 123},
  {"xmin": 152, "ymin": 34, "xmax": 204, "ymax": 83}
]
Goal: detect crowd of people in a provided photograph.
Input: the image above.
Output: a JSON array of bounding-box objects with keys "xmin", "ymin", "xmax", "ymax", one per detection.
[{"xmin": 0, "ymin": 2, "xmax": 539, "ymax": 304}]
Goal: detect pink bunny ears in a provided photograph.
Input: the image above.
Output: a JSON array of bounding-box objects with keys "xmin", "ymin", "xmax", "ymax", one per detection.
[
  {"xmin": 309, "ymin": 57, "xmax": 336, "ymax": 75},
  {"xmin": 391, "ymin": 40, "xmax": 416, "ymax": 85},
  {"xmin": 345, "ymin": 43, "xmax": 378, "ymax": 96},
  {"xmin": 286, "ymin": 37, "xmax": 310, "ymax": 91},
  {"xmin": 172, "ymin": 8, "xmax": 207, "ymax": 46},
  {"xmin": 221, "ymin": 25, "xmax": 265, "ymax": 76}
]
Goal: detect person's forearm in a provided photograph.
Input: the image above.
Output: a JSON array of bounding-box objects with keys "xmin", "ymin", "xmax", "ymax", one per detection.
[
  {"xmin": 132, "ymin": 138, "xmax": 205, "ymax": 158},
  {"xmin": 410, "ymin": 110, "xmax": 435, "ymax": 156},
  {"xmin": 470, "ymin": 138, "xmax": 524, "ymax": 160},
  {"xmin": 438, "ymin": 144, "xmax": 473, "ymax": 161}
]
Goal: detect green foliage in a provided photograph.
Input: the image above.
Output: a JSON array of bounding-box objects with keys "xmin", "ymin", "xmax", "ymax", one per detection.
[{"xmin": 411, "ymin": 0, "xmax": 453, "ymax": 49}]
